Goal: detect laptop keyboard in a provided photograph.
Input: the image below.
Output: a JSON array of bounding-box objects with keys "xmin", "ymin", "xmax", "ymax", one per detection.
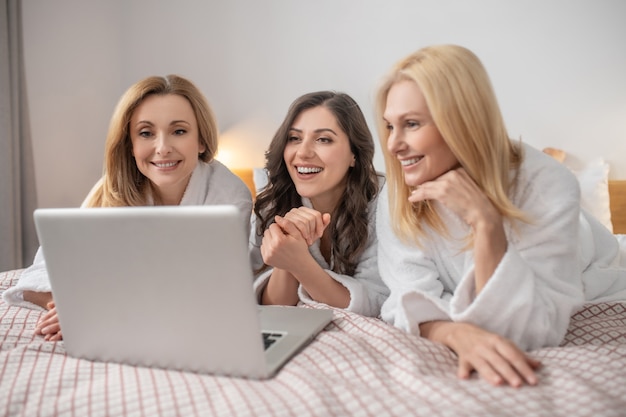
[{"xmin": 262, "ymin": 332, "xmax": 284, "ymax": 350}]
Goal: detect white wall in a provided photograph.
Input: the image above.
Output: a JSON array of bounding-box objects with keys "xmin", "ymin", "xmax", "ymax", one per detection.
[
  {"xmin": 23, "ymin": 0, "xmax": 626, "ymax": 208},
  {"xmin": 22, "ymin": 0, "xmax": 123, "ymax": 208}
]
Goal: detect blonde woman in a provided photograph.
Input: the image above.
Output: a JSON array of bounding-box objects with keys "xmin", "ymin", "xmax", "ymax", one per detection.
[
  {"xmin": 375, "ymin": 45, "xmax": 626, "ymax": 387},
  {"xmin": 3, "ymin": 75, "xmax": 252, "ymax": 340}
]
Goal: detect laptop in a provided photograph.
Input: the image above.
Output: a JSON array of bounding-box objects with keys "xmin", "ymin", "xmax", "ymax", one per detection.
[{"xmin": 33, "ymin": 205, "xmax": 333, "ymax": 379}]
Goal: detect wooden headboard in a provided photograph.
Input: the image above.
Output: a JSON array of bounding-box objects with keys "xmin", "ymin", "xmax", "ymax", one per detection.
[
  {"xmin": 609, "ymin": 180, "xmax": 626, "ymax": 234},
  {"xmin": 231, "ymin": 168, "xmax": 626, "ymax": 234},
  {"xmin": 231, "ymin": 168, "xmax": 257, "ymax": 201}
]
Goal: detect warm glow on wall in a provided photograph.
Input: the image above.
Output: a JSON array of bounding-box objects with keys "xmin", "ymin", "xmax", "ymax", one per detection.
[
  {"xmin": 215, "ymin": 148, "xmax": 235, "ymax": 168},
  {"xmin": 216, "ymin": 117, "xmax": 275, "ymax": 169}
]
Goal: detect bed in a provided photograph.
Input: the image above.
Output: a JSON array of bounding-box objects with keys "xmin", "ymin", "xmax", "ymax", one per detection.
[{"xmin": 1, "ymin": 167, "xmax": 625, "ymax": 417}]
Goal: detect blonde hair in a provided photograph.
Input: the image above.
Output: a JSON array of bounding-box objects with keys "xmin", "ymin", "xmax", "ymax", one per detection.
[
  {"xmin": 85, "ymin": 75, "xmax": 218, "ymax": 207},
  {"xmin": 375, "ymin": 44, "xmax": 526, "ymax": 245}
]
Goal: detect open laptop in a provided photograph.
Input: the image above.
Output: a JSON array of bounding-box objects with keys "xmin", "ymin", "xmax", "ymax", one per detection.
[{"xmin": 33, "ymin": 205, "xmax": 333, "ymax": 379}]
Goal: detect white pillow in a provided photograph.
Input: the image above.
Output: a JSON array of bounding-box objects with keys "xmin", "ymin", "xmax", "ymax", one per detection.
[
  {"xmin": 253, "ymin": 168, "xmax": 269, "ymax": 193},
  {"xmin": 570, "ymin": 158, "xmax": 613, "ymax": 233}
]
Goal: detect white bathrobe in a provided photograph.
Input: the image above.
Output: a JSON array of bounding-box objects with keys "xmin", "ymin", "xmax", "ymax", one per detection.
[
  {"xmin": 378, "ymin": 144, "xmax": 626, "ymax": 351},
  {"xmin": 2, "ymin": 160, "xmax": 253, "ymax": 309},
  {"xmin": 250, "ymin": 177, "xmax": 389, "ymax": 317}
]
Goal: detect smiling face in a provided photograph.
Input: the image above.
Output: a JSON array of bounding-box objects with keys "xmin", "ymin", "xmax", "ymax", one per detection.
[
  {"xmin": 130, "ymin": 94, "xmax": 205, "ymax": 205},
  {"xmin": 283, "ymin": 105, "xmax": 355, "ymax": 212},
  {"xmin": 383, "ymin": 80, "xmax": 458, "ymax": 187}
]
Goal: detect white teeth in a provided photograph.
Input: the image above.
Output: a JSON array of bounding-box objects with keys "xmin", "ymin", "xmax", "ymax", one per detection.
[
  {"xmin": 400, "ymin": 157, "xmax": 421, "ymax": 166},
  {"xmin": 155, "ymin": 161, "xmax": 178, "ymax": 168},
  {"xmin": 297, "ymin": 166, "xmax": 323, "ymax": 174}
]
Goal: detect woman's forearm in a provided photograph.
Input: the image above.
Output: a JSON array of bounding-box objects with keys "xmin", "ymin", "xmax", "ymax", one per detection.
[
  {"xmin": 261, "ymin": 269, "xmax": 300, "ymax": 306},
  {"xmin": 419, "ymin": 320, "xmax": 457, "ymax": 347},
  {"xmin": 289, "ymin": 257, "xmax": 350, "ymax": 308},
  {"xmin": 472, "ymin": 218, "xmax": 507, "ymax": 294},
  {"xmin": 23, "ymin": 291, "xmax": 53, "ymax": 309}
]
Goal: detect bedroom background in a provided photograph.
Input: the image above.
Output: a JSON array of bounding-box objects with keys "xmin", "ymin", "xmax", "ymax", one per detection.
[{"xmin": 2, "ymin": 0, "xmax": 626, "ymax": 270}]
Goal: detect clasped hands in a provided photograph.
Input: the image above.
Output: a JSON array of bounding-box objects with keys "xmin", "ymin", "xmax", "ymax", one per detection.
[{"xmin": 260, "ymin": 206, "xmax": 330, "ymax": 272}]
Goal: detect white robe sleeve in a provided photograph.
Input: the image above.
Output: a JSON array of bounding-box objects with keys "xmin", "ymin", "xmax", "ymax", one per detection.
[
  {"xmin": 578, "ymin": 209, "xmax": 626, "ymax": 302},
  {"xmin": 183, "ymin": 160, "xmax": 253, "ymax": 237},
  {"xmin": 448, "ymin": 159, "xmax": 586, "ymax": 350},
  {"xmin": 298, "ymin": 220, "xmax": 388, "ymax": 317},
  {"xmin": 379, "ymin": 148, "xmax": 588, "ymax": 350},
  {"xmin": 377, "ymin": 187, "xmax": 452, "ymax": 335},
  {"xmin": 1, "ymin": 247, "xmax": 49, "ymax": 310},
  {"xmin": 250, "ymin": 198, "xmax": 388, "ymax": 317}
]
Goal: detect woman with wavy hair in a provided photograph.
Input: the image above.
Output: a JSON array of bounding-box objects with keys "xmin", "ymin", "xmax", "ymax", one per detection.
[
  {"xmin": 250, "ymin": 91, "xmax": 387, "ymax": 317},
  {"xmin": 375, "ymin": 45, "xmax": 626, "ymax": 387},
  {"xmin": 4, "ymin": 74, "xmax": 253, "ymax": 340}
]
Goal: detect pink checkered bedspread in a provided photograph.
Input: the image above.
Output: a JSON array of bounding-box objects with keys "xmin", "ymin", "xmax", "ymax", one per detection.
[{"xmin": 1, "ymin": 268, "xmax": 625, "ymax": 417}]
